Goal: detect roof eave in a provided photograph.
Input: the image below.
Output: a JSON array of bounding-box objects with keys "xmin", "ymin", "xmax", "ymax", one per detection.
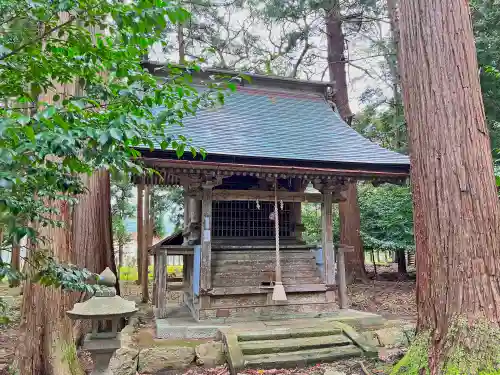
[{"xmin": 142, "ymin": 60, "xmax": 333, "ymax": 95}]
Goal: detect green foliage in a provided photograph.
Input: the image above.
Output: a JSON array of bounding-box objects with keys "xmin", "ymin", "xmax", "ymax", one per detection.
[
  {"xmin": 301, "ymin": 202, "xmax": 339, "ymax": 245},
  {"xmin": 301, "ymin": 184, "xmax": 413, "ymax": 252},
  {"xmin": 111, "ymin": 173, "xmax": 134, "ymax": 252},
  {"xmin": 150, "ymin": 186, "xmax": 183, "ymax": 237},
  {"xmin": 354, "ymin": 102, "xmax": 407, "ymax": 154},
  {"xmin": 0, "ymin": 0, "xmax": 235, "ymax": 294},
  {"xmin": 358, "ymin": 183, "xmax": 414, "ymax": 252},
  {"xmin": 156, "ymin": 186, "xmax": 184, "ymax": 233}
]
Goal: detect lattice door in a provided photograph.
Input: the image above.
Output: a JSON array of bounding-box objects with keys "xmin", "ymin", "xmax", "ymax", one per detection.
[{"xmin": 212, "ymin": 200, "xmax": 292, "ymax": 238}]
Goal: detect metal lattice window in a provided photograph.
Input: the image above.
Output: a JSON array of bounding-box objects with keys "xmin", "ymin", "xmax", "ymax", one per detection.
[{"xmin": 212, "ymin": 200, "xmax": 292, "ymax": 238}]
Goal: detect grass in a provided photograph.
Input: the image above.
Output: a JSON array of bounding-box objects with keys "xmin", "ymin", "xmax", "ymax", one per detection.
[{"xmin": 119, "ymin": 265, "xmax": 183, "ymax": 282}]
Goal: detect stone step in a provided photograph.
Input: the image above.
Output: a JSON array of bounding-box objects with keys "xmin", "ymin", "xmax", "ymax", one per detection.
[
  {"xmin": 242, "ymin": 346, "xmax": 363, "ymax": 369},
  {"xmin": 237, "ymin": 326, "xmax": 342, "ymax": 341},
  {"xmin": 240, "ymin": 335, "xmax": 352, "ymax": 355}
]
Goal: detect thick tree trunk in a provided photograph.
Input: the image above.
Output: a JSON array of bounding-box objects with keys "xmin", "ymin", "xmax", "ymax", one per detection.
[
  {"xmin": 325, "ymin": 4, "xmax": 366, "ymax": 284},
  {"xmin": 338, "ymin": 184, "xmax": 367, "ymax": 282},
  {"xmin": 16, "ymin": 202, "xmax": 84, "ymax": 375},
  {"xmin": 399, "ymin": 0, "xmax": 500, "ymax": 372},
  {"xmin": 16, "ymin": 172, "xmax": 117, "ymax": 374}
]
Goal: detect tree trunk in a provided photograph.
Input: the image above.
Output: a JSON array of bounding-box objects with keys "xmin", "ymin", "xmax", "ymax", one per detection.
[
  {"xmin": 325, "ymin": 4, "xmax": 366, "ymax": 284},
  {"xmin": 15, "ymin": 201, "xmax": 84, "ymax": 375},
  {"xmin": 9, "ymin": 240, "xmax": 21, "ymax": 287},
  {"xmin": 396, "ymin": 248, "xmax": 407, "ymax": 275},
  {"xmin": 398, "ymin": 0, "xmax": 500, "ymax": 372},
  {"xmin": 118, "ymin": 242, "xmax": 124, "ymax": 274},
  {"xmin": 15, "ymin": 171, "xmax": 117, "ymax": 374}
]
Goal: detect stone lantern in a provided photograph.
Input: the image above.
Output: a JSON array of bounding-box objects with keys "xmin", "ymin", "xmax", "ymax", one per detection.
[{"xmin": 67, "ymin": 267, "xmax": 138, "ymax": 375}]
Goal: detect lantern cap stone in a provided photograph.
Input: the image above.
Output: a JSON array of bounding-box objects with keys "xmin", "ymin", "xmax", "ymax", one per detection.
[
  {"xmin": 99, "ymin": 267, "xmax": 117, "ymax": 287},
  {"xmin": 66, "ymin": 268, "xmax": 137, "ymax": 320}
]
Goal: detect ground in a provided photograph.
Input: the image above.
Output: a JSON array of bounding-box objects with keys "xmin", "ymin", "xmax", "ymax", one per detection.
[{"xmin": 0, "ymin": 264, "xmax": 415, "ymax": 375}]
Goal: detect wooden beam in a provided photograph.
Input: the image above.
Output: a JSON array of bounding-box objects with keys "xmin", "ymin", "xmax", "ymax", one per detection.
[
  {"xmin": 141, "ymin": 185, "xmax": 150, "ymax": 303},
  {"xmin": 200, "ymin": 185, "xmax": 213, "ymax": 308},
  {"xmin": 136, "ymin": 183, "xmax": 144, "ymax": 285},
  {"xmin": 211, "ymin": 190, "xmax": 324, "ymax": 203}
]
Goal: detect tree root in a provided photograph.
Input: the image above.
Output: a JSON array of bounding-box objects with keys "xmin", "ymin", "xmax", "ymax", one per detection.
[{"xmin": 391, "ymin": 318, "xmax": 500, "ymax": 375}]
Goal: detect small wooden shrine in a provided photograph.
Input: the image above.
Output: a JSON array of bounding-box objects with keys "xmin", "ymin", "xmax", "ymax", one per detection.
[{"xmin": 139, "ymin": 62, "xmax": 410, "ymax": 322}]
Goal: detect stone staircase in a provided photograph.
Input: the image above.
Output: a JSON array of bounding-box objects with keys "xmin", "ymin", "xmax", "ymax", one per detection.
[{"xmin": 222, "ymin": 322, "xmax": 377, "ymax": 374}]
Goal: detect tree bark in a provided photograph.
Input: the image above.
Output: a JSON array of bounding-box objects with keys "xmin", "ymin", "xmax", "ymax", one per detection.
[
  {"xmin": 338, "ymin": 183, "xmax": 367, "ymax": 282},
  {"xmin": 15, "ymin": 171, "xmax": 117, "ymax": 374},
  {"xmin": 118, "ymin": 243, "xmax": 124, "ymax": 273},
  {"xmin": 325, "ymin": 3, "xmax": 367, "ymax": 283},
  {"xmin": 395, "ymin": 248, "xmax": 407, "ymax": 275},
  {"xmin": 399, "ymin": 0, "xmax": 500, "ymax": 372},
  {"xmin": 16, "ymin": 201, "xmax": 84, "ymax": 375}
]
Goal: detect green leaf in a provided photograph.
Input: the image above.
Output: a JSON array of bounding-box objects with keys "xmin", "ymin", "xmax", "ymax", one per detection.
[
  {"xmin": 109, "ymin": 128, "xmax": 123, "ymax": 141},
  {"xmin": 16, "ymin": 116, "xmax": 30, "ymax": 125},
  {"xmin": 99, "ymin": 132, "xmax": 110, "ymax": 145},
  {"xmin": 176, "ymin": 143, "xmax": 185, "ymax": 158},
  {"xmin": 160, "ymin": 140, "xmax": 169, "ymax": 150},
  {"xmin": 25, "ymin": 126, "xmax": 35, "ymax": 142}
]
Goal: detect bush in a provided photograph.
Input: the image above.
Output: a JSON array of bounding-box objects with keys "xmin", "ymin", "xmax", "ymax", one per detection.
[{"xmin": 119, "ymin": 265, "xmax": 183, "ymax": 282}]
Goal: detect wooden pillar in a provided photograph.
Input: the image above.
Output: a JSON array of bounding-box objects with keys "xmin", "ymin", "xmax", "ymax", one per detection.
[
  {"xmin": 200, "ymin": 185, "xmax": 213, "ymax": 308},
  {"xmin": 321, "ymin": 191, "xmax": 335, "ymax": 302},
  {"xmin": 148, "ymin": 188, "xmax": 154, "ymax": 247},
  {"xmin": 188, "ymin": 196, "xmax": 201, "ymax": 244},
  {"xmin": 183, "ymin": 189, "xmax": 190, "ymax": 245},
  {"xmin": 153, "ymin": 253, "xmax": 158, "ymax": 307},
  {"xmin": 155, "ymin": 250, "xmax": 167, "ymax": 318},
  {"xmin": 137, "ymin": 183, "xmax": 144, "ymax": 285},
  {"xmin": 140, "ymin": 185, "xmax": 150, "ymax": 303},
  {"xmin": 337, "ymin": 245, "xmax": 353, "ymax": 309}
]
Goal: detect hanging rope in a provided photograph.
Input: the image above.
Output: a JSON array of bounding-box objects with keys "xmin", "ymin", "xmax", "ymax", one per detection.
[{"xmin": 272, "ymin": 179, "xmax": 287, "ymax": 301}]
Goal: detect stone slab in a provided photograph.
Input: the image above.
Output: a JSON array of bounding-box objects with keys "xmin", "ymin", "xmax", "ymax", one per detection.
[{"xmin": 156, "ymin": 319, "xmax": 226, "ymax": 340}]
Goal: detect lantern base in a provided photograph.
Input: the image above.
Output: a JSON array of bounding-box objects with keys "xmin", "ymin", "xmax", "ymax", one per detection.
[{"xmin": 83, "ymin": 334, "xmax": 121, "ymax": 375}]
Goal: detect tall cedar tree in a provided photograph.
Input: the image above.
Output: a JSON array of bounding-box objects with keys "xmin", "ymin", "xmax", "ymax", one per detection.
[
  {"xmin": 395, "ymin": 0, "xmax": 500, "ymax": 373},
  {"xmin": 325, "ymin": 1, "xmax": 367, "ymax": 282}
]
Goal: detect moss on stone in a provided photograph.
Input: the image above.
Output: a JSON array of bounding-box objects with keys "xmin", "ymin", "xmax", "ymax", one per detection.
[{"xmin": 391, "ymin": 318, "xmax": 500, "ymax": 375}]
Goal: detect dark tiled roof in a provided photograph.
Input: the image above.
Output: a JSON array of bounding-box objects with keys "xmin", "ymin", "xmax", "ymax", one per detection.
[{"xmin": 154, "ymin": 85, "xmax": 409, "ymax": 166}]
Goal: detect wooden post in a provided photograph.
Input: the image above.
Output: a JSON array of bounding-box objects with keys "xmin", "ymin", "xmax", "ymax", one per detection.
[
  {"xmin": 200, "ymin": 185, "xmax": 213, "ymax": 308},
  {"xmin": 148, "ymin": 188, "xmax": 154, "ymax": 247},
  {"xmin": 153, "ymin": 253, "xmax": 158, "ymax": 307},
  {"xmin": 183, "ymin": 189, "xmax": 190, "ymax": 245},
  {"xmin": 322, "ymin": 191, "xmax": 335, "ymax": 302},
  {"xmin": 155, "ymin": 250, "xmax": 168, "ymax": 318},
  {"xmin": 137, "ymin": 183, "xmax": 144, "ymax": 285},
  {"xmin": 337, "ymin": 244, "xmax": 354, "ymax": 309},
  {"xmin": 140, "ymin": 185, "xmax": 150, "ymax": 303}
]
